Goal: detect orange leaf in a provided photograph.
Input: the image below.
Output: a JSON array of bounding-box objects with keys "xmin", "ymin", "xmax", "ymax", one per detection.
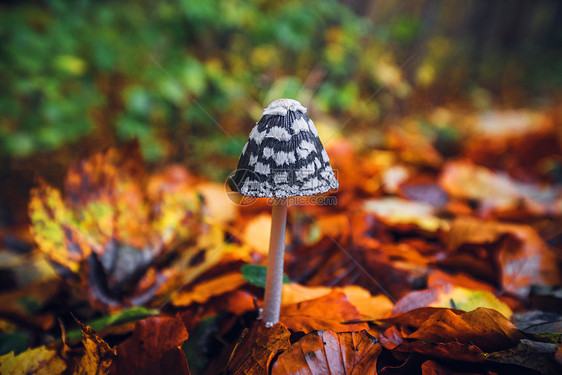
[
  {"xmin": 282, "ymin": 284, "xmax": 393, "ymax": 320},
  {"xmin": 271, "ymin": 330, "xmax": 382, "ymax": 374},
  {"xmin": 172, "ymin": 272, "xmax": 247, "ymax": 306},
  {"xmin": 226, "ymin": 323, "xmax": 291, "ymax": 375},
  {"xmin": 448, "ymin": 217, "xmax": 561, "ymax": 297},
  {"xmin": 406, "ymin": 307, "xmax": 523, "ymax": 352},
  {"xmin": 280, "ymin": 291, "xmax": 368, "ymax": 333}
]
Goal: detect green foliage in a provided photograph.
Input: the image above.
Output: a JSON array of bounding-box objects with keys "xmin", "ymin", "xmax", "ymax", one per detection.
[
  {"xmin": 65, "ymin": 306, "xmax": 159, "ymax": 341},
  {"xmin": 1, "ymin": 0, "xmax": 559, "ymax": 162},
  {"xmin": 0, "ymin": 0, "xmax": 380, "ymax": 160},
  {"xmin": 0, "ymin": 332, "xmax": 29, "ymax": 356},
  {"xmin": 241, "ymin": 264, "xmax": 290, "ymax": 288}
]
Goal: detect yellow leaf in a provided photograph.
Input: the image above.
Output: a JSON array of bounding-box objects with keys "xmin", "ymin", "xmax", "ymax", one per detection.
[
  {"xmin": 363, "ymin": 197, "xmax": 449, "ymax": 232},
  {"xmin": 29, "ymin": 183, "xmax": 83, "ymax": 272},
  {"xmin": 0, "ymin": 346, "xmax": 66, "ymax": 375},
  {"xmin": 74, "ymin": 318, "xmax": 116, "ymax": 375},
  {"xmin": 431, "ymin": 286, "xmax": 513, "ymax": 319}
]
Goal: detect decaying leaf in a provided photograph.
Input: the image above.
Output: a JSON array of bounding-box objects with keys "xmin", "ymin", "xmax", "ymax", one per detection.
[
  {"xmin": 271, "ymin": 330, "xmax": 382, "ymax": 374},
  {"xmin": 0, "ymin": 346, "xmax": 66, "ymax": 375},
  {"xmin": 391, "ymin": 307, "xmax": 524, "ymax": 353},
  {"xmin": 172, "ymin": 272, "xmax": 247, "ymax": 306},
  {"xmin": 28, "ymin": 146, "xmax": 204, "ymax": 310},
  {"xmin": 72, "ymin": 318, "xmax": 116, "ymax": 375},
  {"xmin": 363, "ymin": 197, "xmax": 449, "ymax": 232},
  {"xmin": 280, "ymin": 291, "xmax": 369, "ymax": 333},
  {"xmin": 109, "ymin": 316, "xmax": 189, "ymax": 375},
  {"xmin": 392, "ymin": 285, "xmax": 513, "ymax": 318},
  {"xmin": 447, "ymin": 217, "xmax": 561, "ymax": 298},
  {"xmin": 484, "ymin": 339, "xmax": 561, "ymax": 375},
  {"xmin": 65, "ymin": 306, "xmax": 159, "ymax": 341},
  {"xmin": 282, "ymin": 283, "xmax": 393, "ymax": 320},
  {"xmin": 226, "ymin": 323, "xmax": 291, "ymax": 375},
  {"xmin": 440, "ymin": 160, "xmax": 561, "ymax": 215}
]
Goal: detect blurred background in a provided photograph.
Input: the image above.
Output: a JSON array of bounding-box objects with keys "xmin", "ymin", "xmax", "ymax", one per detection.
[{"xmin": 1, "ymin": 0, "xmax": 561, "ymax": 223}]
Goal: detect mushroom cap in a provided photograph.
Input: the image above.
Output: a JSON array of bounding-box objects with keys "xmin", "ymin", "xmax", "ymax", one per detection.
[{"xmin": 229, "ymin": 99, "xmax": 339, "ymax": 198}]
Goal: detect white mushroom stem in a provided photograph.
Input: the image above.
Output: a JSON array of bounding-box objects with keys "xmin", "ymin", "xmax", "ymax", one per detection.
[{"xmin": 262, "ymin": 198, "xmax": 288, "ymax": 327}]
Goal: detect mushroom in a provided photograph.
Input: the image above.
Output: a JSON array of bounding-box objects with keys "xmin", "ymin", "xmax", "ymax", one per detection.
[{"xmin": 229, "ymin": 98, "xmax": 339, "ymax": 327}]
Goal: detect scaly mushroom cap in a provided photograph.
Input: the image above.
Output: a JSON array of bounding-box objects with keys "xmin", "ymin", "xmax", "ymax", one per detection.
[{"xmin": 229, "ymin": 99, "xmax": 339, "ymax": 198}]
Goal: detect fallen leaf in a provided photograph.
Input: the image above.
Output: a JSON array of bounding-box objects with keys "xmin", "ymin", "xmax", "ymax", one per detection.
[
  {"xmin": 391, "ymin": 285, "xmax": 512, "ymax": 318},
  {"xmin": 109, "ymin": 316, "xmax": 189, "ymax": 375},
  {"xmin": 427, "ymin": 270, "xmax": 496, "ymax": 293},
  {"xmin": 400, "ymin": 181, "xmax": 449, "ymax": 208},
  {"xmin": 29, "ymin": 146, "xmax": 202, "ymax": 310},
  {"xmin": 241, "ymin": 213, "xmax": 274, "ymax": 255},
  {"xmin": 394, "ymin": 341, "xmax": 485, "ymax": 362},
  {"xmin": 72, "ymin": 318, "xmax": 116, "ymax": 375},
  {"xmin": 280, "ymin": 291, "xmax": 369, "ymax": 333},
  {"xmin": 379, "ymin": 326, "xmax": 403, "ymax": 350},
  {"xmin": 172, "ymin": 272, "xmax": 247, "ymax": 306},
  {"xmin": 282, "ymin": 283, "xmax": 393, "ymax": 320},
  {"xmin": 29, "ymin": 181, "xmax": 84, "ymax": 272},
  {"xmin": 363, "ymin": 197, "xmax": 449, "ymax": 232},
  {"xmin": 0, "ymin": 346, "xmax": 66, "ymax": 375},
  {"xmin": 381, "ymin": 307, "xmax": 463, "ymax": 329},
  {"xmin": 196, "ymin": 182, "xmax": 238, "ymax": 224},
  {"xmin": 448, "ymin": 217, "xmax": 561, "ymax": 298},
  {"xmin": 432, "ymin": 287, "xmax": 512, "ymax": 319},
  {"xmin": 440, "ymin": 161, "xmax": 561, "ymax": 215},
  {"xmin": 227, "ymin": 323, "xmax": 291, "ymax": 375},
  {"xmin": 406, "ymin": 308, "xmax": 524, "ymax": 352},
  {"xmin": 271, "ymin": 330, "xmax": 382, "ymax": 374},
  {"xmin": 65, "ymin": 306, "xmax": 158, "ymax": 341},
  {"xmin": 484, "ymin": 339, "xmax": 560, "ymax": 375}
]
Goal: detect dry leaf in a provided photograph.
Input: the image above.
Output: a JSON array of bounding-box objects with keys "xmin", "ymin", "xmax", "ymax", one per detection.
[
  {"xmin": 280, "ymin": 291, "xmax": 369, "ymax": 333},
  {"xmin": 73, "ymin": 318, "xmax": 116, "ymax": 375},
  {"xmin": 0, "ymin": 346, "xmax": 66, "ymax": 375},
  {"xmin": 271, "ymin": 330, "xmax": 382, "ymax": 374},
  {"xmin": 109, "ymin": 316, "xmax": 189, "ymax": 375},
  {"xmin": 448, "ymin": 217, "xmax": 561, "ymax": 297}
]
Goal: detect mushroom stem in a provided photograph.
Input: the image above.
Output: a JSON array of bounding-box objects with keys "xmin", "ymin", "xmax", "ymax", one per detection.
[{"xmin": 263, "ymin": 198, "xmax": 288, "ymax": 327}]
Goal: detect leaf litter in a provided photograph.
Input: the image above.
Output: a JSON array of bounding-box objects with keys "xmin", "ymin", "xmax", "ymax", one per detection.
[{"xmin": 1, "ymin": 107, "xmax": 561, "ymax": 374}]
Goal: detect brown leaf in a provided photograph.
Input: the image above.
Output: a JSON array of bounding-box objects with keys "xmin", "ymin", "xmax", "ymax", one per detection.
[
  {"xmin": 381, "ymin": 307, "xmax": 463, "ymax": 329},
  {"xmin": 271, "ymin": 330, "xmax": 382, "ymax": 374},
  {"xmin": 225, "ymin": 323, "xmax": 291, "ymax": 375},
  {"xmin": 280, "ymin": 291, "xmax": 369, "ymax": 333},
  {"xmin": 406, "ymin": 308, "xmax": 524, "ymax": 352},
  {"xmin": 110, "ymin": 316, "xmax": 189, "ymax": 375},
  {"xmin": 72, "ymin": 318, "xmax": 116, "ymax": 375},
  {"xmin": 394, "ymin": 341, "xmax": 485, "ymax": 362},
  {"xmin": 440, "ymin": 160, "xmax": 561, "ymax": 215},
  {"xmin": 379, "ymin": 326, "xmax": 403, "ymax": 350},
  {"xmin": 447, "ymin": 217, "xmax": 561, "ymax": 297}
]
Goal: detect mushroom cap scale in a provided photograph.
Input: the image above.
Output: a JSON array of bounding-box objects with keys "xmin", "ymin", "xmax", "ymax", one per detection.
[{"xmin": 229, "ymin": 99, "xmax": 339, "ymax": 198}]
